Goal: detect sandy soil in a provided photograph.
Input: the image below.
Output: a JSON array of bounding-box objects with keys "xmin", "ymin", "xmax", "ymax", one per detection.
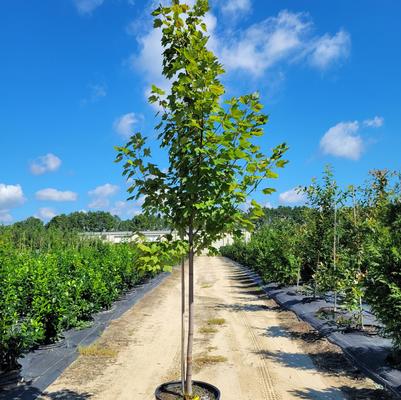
[{"xmin": 41, "ymin": 256, "xmax": 392, "ymax": 400}]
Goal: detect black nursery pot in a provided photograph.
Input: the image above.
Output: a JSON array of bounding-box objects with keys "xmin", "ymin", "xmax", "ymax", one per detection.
[{"xmin": 155, "ymin": 380, "xmax": 221, "ymax": 400}]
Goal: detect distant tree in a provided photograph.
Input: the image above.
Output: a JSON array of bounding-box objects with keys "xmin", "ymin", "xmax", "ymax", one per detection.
[
  {"xmin": 130, "ymin": 214, "xmax": 169, "ymax": 231},
  {"xmin": 86, "ymin": 211, "xmax": 119, "ymax": 231},
  {"xmin": 46, "ymin": 214, "xmax": 74, "ymax": 231},
  {"xmin": 10, "ymin": 217, "xmax": 45, "ymax": 249},
  {"xmin": 13, "ymin": 217, "xmax": 44, "ymax": 231},
  {"xmin": 117, "ymin": 219, "xmax": 132, "ymax": 231},
  {"xmin": 363, "ymin": 170, "xmax": 401, "ymax": 349},
  {"xmin": 256, "ymin": 205, "xmax": 307, "ymax": 227},
  {"xmin": 47, "ymin": 211, "xmax": 119, "ymax": 232},
  {"xmin": 302, "ymin": 165, "xmax": 339, "ymax": 297}
]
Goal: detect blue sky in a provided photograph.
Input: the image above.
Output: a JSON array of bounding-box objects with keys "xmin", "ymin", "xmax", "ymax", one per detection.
[{"xmin": 1, "ymin": 0, "xmax": 400, "ymax": 223}]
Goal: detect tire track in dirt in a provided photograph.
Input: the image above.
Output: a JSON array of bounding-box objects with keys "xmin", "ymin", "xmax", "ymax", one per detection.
[
  {"xmin": 238, "ymin": 307, "xmax": 280, "ymax": 400},
  {"xmin": 225, "ymin": 261, "xmax": 280, "ymax": 400}
]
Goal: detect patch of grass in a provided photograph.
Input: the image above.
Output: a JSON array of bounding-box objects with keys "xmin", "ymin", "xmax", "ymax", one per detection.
[
  {"xmin": 207, "ymin": 318, "xmax": 226, "ymax": 326},
  {"xmin": 201, "ymin": 283, "xmax": 213, "ymax": 288},
  {"xmin": 78, "ymin": 344, "xmax": 117, "ymax": 358},
  {"xmin": 199, "ymin": 326, "xmax": 218, "ymax": 334},
  {"xmin": 195, "ymin": 355, "xmax": 227, "ymax": 367}
]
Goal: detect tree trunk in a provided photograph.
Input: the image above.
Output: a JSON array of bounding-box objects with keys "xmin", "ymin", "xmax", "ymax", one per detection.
[
  {"xmin": 352, "ymin": 188, "xmax": 364, "ymax": 330},
  {"xmin": 185, "ymin": 228, "xmax": 194, "ymax": 396},
  {"xmin": 333, "ymin": 201, "xmax": 337, "ymax": 315},
  {"xmin": 359, "ymin": 295, "xmax": 364, "ymax": 330},
  {"xmin": 314, "ymin": 254, "xmax": 319, "ymax": 299},
  {"xmin": 181, "ymin": 257, "xmax": 186, "ymax": 394}
]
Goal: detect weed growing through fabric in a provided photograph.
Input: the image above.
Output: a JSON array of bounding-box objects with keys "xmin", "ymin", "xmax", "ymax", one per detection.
[
  {"xmin": 206, "ymin": 318, "xmax": 226, "ymax": 326},
  {"xmin": 195, "ymin": 355, "xmax": 227, "ymax": 367},
  {"xmin": 78, "ymin": 344, "xmax": 117, "ymax": 358},
  {"xmin": 199, "ymin": 326, "xmax": 218, "ymax": 334}
]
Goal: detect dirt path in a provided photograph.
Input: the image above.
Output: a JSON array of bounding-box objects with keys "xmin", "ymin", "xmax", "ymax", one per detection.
[{"xmin": 41, "ymin": 256, "xmax": 390, "ymax": 400}]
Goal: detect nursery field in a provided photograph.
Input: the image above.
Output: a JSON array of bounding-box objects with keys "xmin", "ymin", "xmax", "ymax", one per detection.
[
  {"xmin": 2, "ymin": 0, "xmax": 400, "ymax": 399},
  {"xmin": 41, "ymin": 256, "xmax": 390, "ymax": 400},
  {"xmin": 1, "ymin": 168, "xmax": 401, "ymax": 399},
  {"xmin": 220, "ymin": 167, "xmax": 401, "ymax": 397},
  {"xmin": 0, "ymin": 227, "xmax": 184, "ymax": 372},
  {"xmin": 222, "ymin": 168, "xmax": 401, "ymax": 350}
]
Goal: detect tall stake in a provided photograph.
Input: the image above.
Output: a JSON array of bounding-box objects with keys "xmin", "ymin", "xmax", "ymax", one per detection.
[
  {"xmin": 181, "ymin": 257, "xmax": 185, "ymax": 394},
  {"xmin": 352, "ymin": 187, "xmax": 364, "ymax": 329},
  {"xmin": 333, "ymin": 199, "xmax": 338, "ymax": 315},
  {"xmin": 185, "ymin": 227, "xmax": 194, "ymax": 396}
]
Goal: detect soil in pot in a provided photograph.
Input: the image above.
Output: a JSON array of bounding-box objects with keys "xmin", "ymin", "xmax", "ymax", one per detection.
[{"xmin": 156, "ymin": 381, "xmax": 219, "ymax": 400}]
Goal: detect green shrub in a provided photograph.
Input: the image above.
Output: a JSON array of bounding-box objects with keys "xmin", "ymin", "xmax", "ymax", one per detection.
[
  {"xmin": 222, "ymin": 168, "xmax": 401, "ymax": 353},
  {"xmin": 0, "ymin": 231, "xmax": 183, "ymax": 370},
  {"xmin": 221, "ymin": 221, "xmax": 301, "ymax": 286},
  {"xmin": 364, "ymin": 201, "xmax": 401, "ymax": 350}
]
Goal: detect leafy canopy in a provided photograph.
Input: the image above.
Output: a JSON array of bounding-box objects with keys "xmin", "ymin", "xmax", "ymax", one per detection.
[{"xmin": 115, "ymin": 0, "xmax": 287, "ymax": 252}]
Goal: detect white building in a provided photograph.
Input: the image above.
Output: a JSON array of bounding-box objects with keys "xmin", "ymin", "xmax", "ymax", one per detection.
[{"xmin": 81, "ymin": 230, "xmax": 249, "ymax": 247}]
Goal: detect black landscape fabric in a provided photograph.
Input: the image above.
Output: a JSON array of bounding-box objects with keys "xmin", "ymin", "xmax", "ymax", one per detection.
[{"xmin": 233, "ymin": 261, "xmax": 401, "ymax": 399}]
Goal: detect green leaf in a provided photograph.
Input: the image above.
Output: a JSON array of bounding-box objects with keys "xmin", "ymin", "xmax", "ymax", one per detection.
[
  {"xmin": 262, "ymin": 188, "xmax": 276, "ymax": 195},
  {"xmin": 151, "ymin": 84, "xmax": 165, "ymax": 95},
  {"xmin": 153, "ymin": 19, "xmax": 163, "ymax": 28},
  {"xmin": 210, "ymin": 84, "xmax": 224, "ymax": 96}
]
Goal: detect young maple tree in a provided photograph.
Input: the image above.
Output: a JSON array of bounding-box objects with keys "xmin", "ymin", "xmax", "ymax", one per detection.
[{"xmin": 115, "ymin": 0, "xmax": 287, "ymax": 397}]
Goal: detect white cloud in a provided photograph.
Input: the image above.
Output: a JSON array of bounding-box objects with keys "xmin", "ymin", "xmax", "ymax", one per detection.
[
  {"xmin": 203, "ymin": 12, "xmax": 218, "ymax": 51},
  {"xmin": 110, "ymin": 200, "xmax": 141, "ymax": 218},
  {"xmin": 90, "ymin": 84, "xmax": 106, "ymax": 99},
  {"xmin": 320, "ymin": 121, "xmax": 363, "ymax": 160},
  {"xmin": 0, "ymin": 211, "xmax": 13, "ymax": 224},
  {"xmin": 88, "ymin": 198, "xmax": 110, "ymax": 209},
  {"xmin": 219, "ymin": 10, "xmax": 350, "ymax": 76},
  {"xmin": 81, "ymin": 83, "xmax": 107, "ymax": 105},
  {"xmin": 37, "ymin": 207, "xmax": 57, "ymax": 221},
  {"xmin": 363, "ymin": 116, "xmax": 384, "ymax": 128},
  {"xmin": 0, "ymin": 183, "xmax": 25, "ymax": 224},
  {"xmin": 221, "ymin": 0, "xmax": 252, "ymax": 15},
  {"xmin": 263, "ymin": 201, "xmax": 273, "ymax": 209},
  {"xmin": 279, "ymin": 188, "xmax": 306, "ymax": 204},
  {"xmin": 0, "ymin": 184, "xmax": 25, "ymax": 210},
  {"xmin": 220, "ymin": 11, "xmax": 310, "ymax": 76},
  {"xmin": 36, "ymin": 188, "xmax": 78, "ymax": 202},
  {"xmin": 149, "ymin": 0, "xmax": 196, "ymax": 8},
  {"xmin": 132, "ymin": 28, "xmax": 163, "ymax": 82},
  {"xmin": 128, "ymin": 5, "xmax": 350, "ymax": 99},
  {"xmin": 113, "ymin": 112, "xmax": 142, "ymax": 138},
  {"xmin": 74, "ymin": 0, "xmax": 104, "ymax": 15},
  {"xmin": 30, "ymin": 153, "xmax": 62, "ymax": 175},
  {"xmin": 89, "ymin": 183, "xmax": 119, "ymax": 198},
  {"xmin": 309, "ymin": 30, "xmax": 350, "ymax": 70},
  {"xmin": 88, "ymin": 183, "xmax": 119, "ymax": 209},
  {"xmin": 240, "ymin": 199, "xmax": 273, "ymax": 212}
]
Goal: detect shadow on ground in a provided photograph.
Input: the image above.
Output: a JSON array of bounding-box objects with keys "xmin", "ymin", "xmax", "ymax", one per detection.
[
  {"xmin": 0, "ymin": 369, "xmax": 91, "ymax": 400},
  {"xmin": 215, "ymin": 302, "xmax": 273, "ymax": 312},
  {"xmin": 255, "ymin": 349, "xmax": 366, "ymax": 378},
  {"xmin": 0, "ymin": 385, "xmax": 91, "ymax": 400},
  {"xmin": 41, "ymin": 389, "xmax": 92, "ymax": 399},
  {"xmin": 290, "ymin": 386, "xmax": 394, "ymax": 399}
]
